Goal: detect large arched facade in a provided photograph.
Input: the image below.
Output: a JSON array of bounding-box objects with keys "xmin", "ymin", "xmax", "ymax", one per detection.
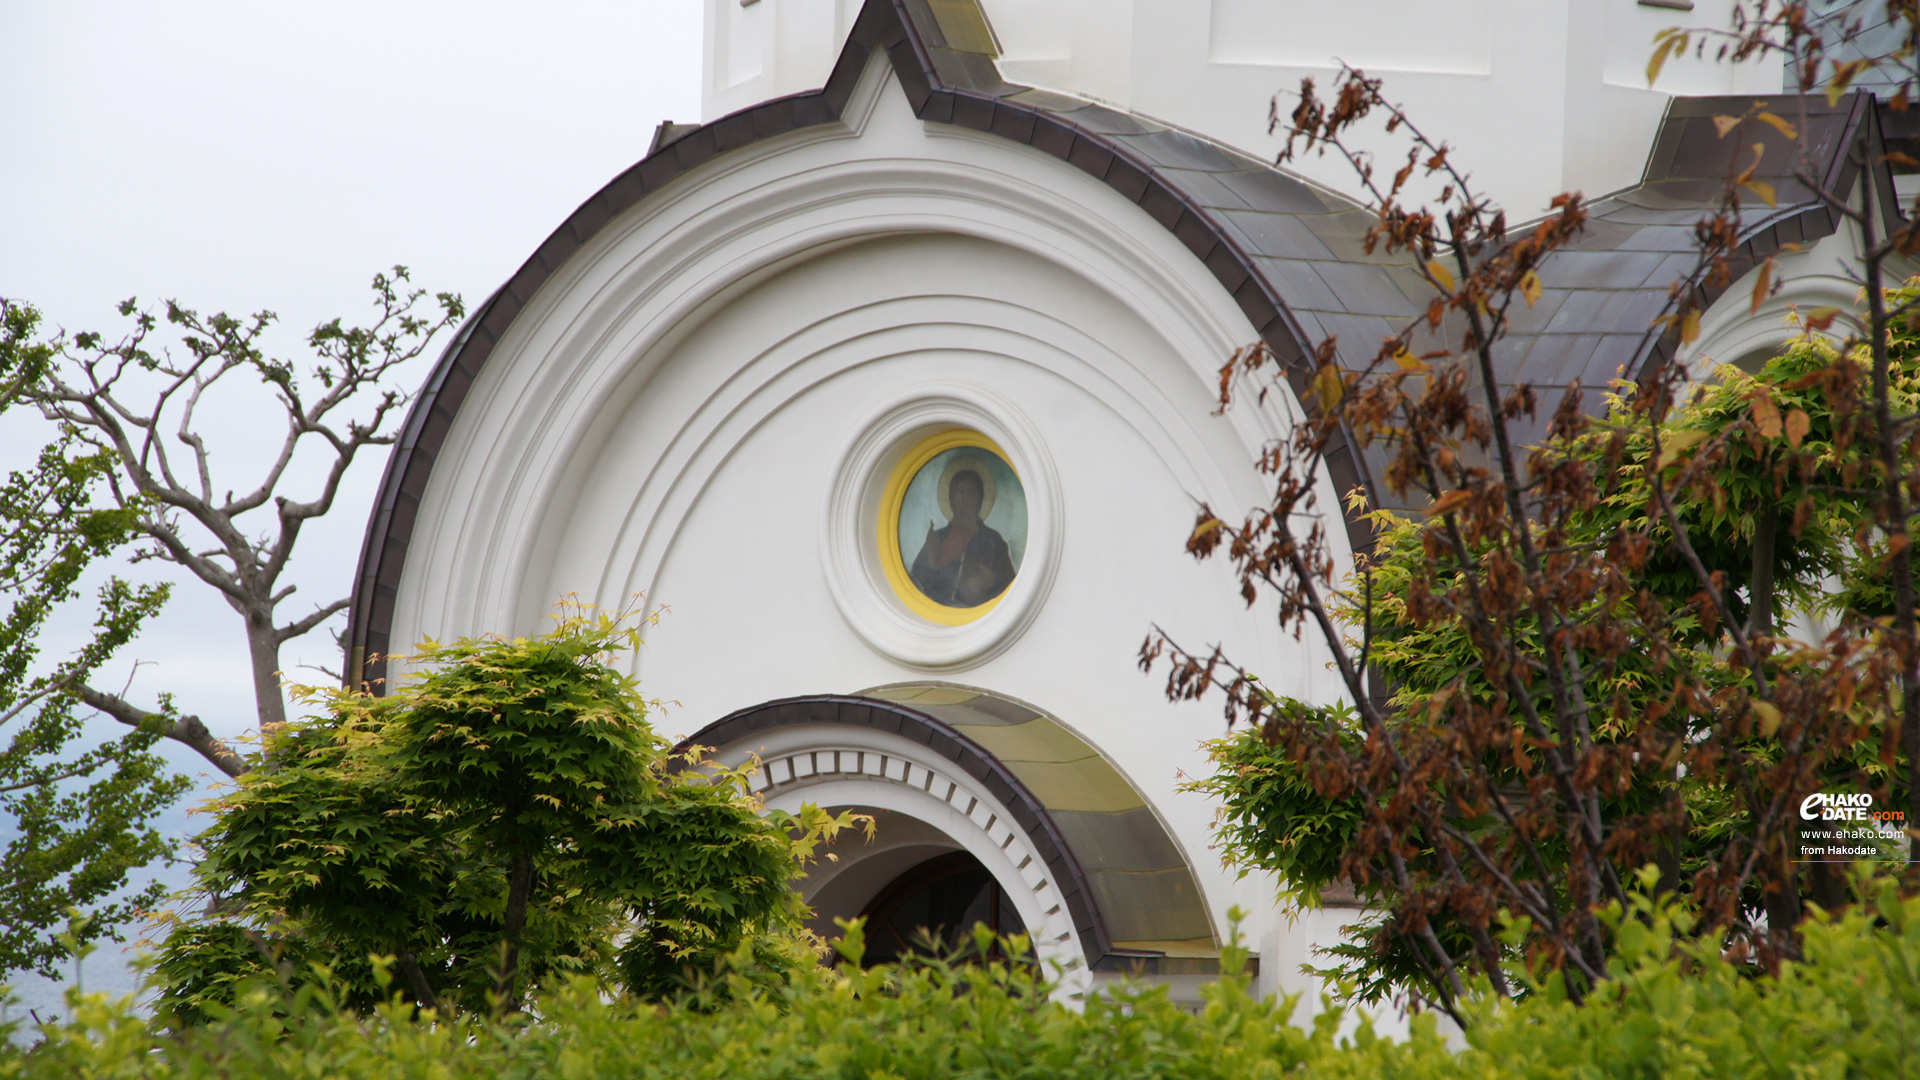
[
  {"xmin": 347, "ymin": 11, "xmax": 1356, "ymax": 1003},
  {"xmin": 345, "ymin": 0, "xmax": 1905, "ymax": 1007}
]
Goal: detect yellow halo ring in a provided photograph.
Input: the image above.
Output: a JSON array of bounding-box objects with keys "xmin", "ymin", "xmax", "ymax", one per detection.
[{"xmin": 878, "ymin": 430, "xmax": 1018, "ymax": 625}]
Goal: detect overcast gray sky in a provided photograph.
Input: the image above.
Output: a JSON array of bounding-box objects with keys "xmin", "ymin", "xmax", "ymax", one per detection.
[
  {"xmin": 2, "ymin": 0, "xmax": 703, "ymax": 737},
  {"xmin": 1, "ymin": 0, "xmax": 703, "ymax": 1006}
]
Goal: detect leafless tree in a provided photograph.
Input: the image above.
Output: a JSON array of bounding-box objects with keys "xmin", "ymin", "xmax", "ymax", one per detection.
[{"xmin": 27, "ymin": 269, "xmax": 463, "ymax": 776}]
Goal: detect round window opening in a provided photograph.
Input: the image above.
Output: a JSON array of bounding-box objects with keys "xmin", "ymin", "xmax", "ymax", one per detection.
[{"xmin": 879, "ymin": 431, "xmax": 1027, "ymax": 625}]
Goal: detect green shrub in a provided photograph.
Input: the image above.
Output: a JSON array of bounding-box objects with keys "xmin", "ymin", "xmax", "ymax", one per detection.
[
  {"xmin": 147, "ymin": 608, "xmax": 862, "ymax": 1020},
  {"xmin": 6, "ymin": 886, "xmax": 1916, "ymax": 1079}
]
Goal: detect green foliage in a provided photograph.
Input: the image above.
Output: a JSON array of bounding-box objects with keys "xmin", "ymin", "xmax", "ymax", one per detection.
[
  {"xmin": 141, "ymin": 924, "xmax": 384, "ymax": 1027},
  {"xmin": 7, "ymin": 888, "xmax": 1918, "ymax": 1078},
  {"xmin": 148, "ymin": 608, "xmax": 856, "ymax": 1019},
  {"xmin": 1191, "ymin": 701, "xmax": 1364, "ymax": 910},
  {"xmin": 0, "ymin": 300, "xmax": 186, "ymax": 980},
  {"xmin": 1190, "ymin": 715, "xmax": 1464, "ymax": 1006},
  {"xmin": 1603, "ymin": 334, "xmax": 1920, "ymax": 625},
  {"xmin": 1452, "ymin": 872, "xmax": 1920, "ymax": 1078}
]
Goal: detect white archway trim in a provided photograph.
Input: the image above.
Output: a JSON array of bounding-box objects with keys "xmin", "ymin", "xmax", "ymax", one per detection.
[
  {"xmin": 1684, "ymin": 221, "xmax": 1870, "ymax": 374},
  {"xmin": 714, "ymin": 722, "xmax": 1093, "ymax": 998}
]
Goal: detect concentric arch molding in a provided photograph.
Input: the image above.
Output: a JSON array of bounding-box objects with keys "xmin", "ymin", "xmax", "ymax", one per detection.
[{"xmin": 343, "ymin": 0, "xmax": 1390, "ymax": 691}]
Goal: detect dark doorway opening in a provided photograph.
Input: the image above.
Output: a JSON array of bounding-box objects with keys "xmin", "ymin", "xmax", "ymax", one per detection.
[{"xmin": 856, "ymin": 850, "xmax": 1027, "ymax": 964}]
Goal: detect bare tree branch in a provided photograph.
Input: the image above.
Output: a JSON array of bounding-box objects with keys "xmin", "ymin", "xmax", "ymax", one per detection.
[{"xmin": 77, "ymin": 685, "xmax": 245, "ymax": 778}]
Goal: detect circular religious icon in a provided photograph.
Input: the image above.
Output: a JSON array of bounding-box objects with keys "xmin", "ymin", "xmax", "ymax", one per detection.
[{"xmin": 881, "ymin": 433, "xmax": 1027, "ymax": 621}]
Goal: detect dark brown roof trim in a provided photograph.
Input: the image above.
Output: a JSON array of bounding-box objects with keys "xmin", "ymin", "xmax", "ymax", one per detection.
[
  {"xmin": 671, "ymin": 692, "xmax": 1245, "ymax": 976},
  {"xmin": 345, "ymin": 0, "xmax": 1382, "ymax": 690}
]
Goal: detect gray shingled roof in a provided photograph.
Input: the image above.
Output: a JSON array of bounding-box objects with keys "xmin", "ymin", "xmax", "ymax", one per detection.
[
  {"xmin": 1454, "ymin": 91, "xmax": 1897, "ymax": 462},
  {"xmin": 346, "ymin": 0, "xmax": 1900, "ymax": 689},
  {"xmin": 1499, "ymin": 92, "xmax": 1890, "ymax": 394}
]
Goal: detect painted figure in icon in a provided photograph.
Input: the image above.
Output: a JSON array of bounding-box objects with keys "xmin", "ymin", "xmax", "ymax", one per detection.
[{"xmin": 909, "ymin": 465, "xmax": 1016, "ymax": 607}]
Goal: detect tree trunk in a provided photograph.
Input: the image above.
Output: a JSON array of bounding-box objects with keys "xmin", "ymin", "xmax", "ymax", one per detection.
[
  {"xmin": 1807, "ymin": 857, "xmax": 1848, "ymax": 913},
  {"xmin": 495, "ymin": 852, "xmax": 535, "ymax": 1009},
  {"xmin": 245, "ymin": 607, "xmax": 288, "ymax": 732},
  {"xmin": 396, "ymin": 948, "xmax": 441, "ymax": 1013},
  {"xmin": 1851, "ymin": 175, "xmax": 1920, "ymax": 847},
  {"xmin": 1655, "ymin": 789, "xmax": 1684, "ymax": 897},
  {"xmin": 1748, "ymin": 506, "xmax": 1776, "ymax": 639},
  {"xmin": 1762, "ymin": 843, "xmax": 1802, "ymax": 944},
  {"xmin": 1748, "ymin": 509, "xmax": 1805, "ymax": 940}
]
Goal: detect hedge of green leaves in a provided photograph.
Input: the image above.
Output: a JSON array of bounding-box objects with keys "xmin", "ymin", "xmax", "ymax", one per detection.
[{"xmin": 8, "ymin": 886, "xmax": 1917, "ymax": 1079}]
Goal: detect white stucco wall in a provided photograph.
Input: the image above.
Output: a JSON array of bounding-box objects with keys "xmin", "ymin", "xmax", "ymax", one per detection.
[
  {"xmin": 702, "ymin": 0, "xmax": 1782, "ymax": 221},
  {"xmin": 390, "ymin": 51, "xmax": 1359, "ymax": 998}
]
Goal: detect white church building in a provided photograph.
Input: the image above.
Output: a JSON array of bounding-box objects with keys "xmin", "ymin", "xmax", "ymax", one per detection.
[{"xmin": 343, "ymin": 0, "xmax": 1905, "ymax": 1003}]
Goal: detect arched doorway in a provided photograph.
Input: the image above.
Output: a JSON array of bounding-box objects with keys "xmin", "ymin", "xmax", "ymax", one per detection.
[{"xmin": 674, "ymin": 686, "xmax": 1238, "ymax": 999}]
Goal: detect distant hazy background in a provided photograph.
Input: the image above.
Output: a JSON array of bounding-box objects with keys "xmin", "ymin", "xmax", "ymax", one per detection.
[{"xmin": 0, "ymin": 0, "xmax": 702, "ymax": 1019}]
